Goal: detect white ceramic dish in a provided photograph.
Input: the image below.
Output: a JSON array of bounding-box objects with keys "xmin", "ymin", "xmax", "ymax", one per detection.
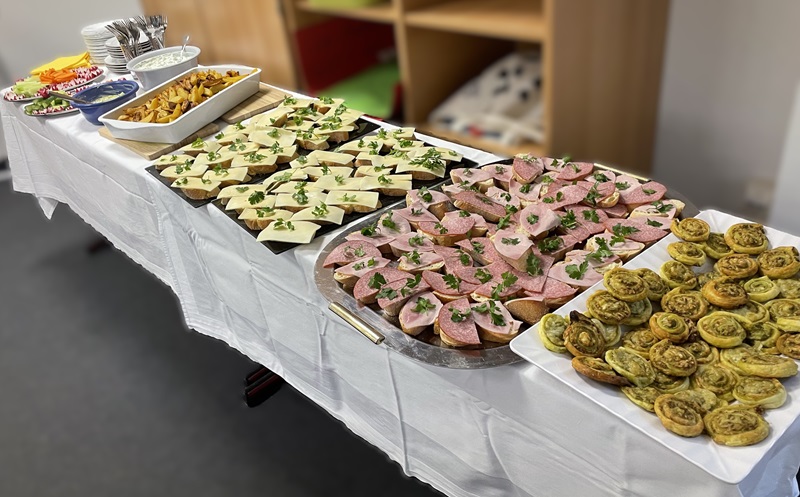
[
  {"xmin": 510, "ymin": 209, "xmax": 800, "ymax": 484},
  {"xmin": 126, "ymin": 46, "xmax": 201, "ymax": 90},
  {"xmin": 98, "ymin": 64, "xmax": 261, "ymax": 144}
]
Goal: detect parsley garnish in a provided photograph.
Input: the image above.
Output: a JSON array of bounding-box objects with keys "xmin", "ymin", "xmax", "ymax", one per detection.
[
  {"xmin": 652, "ymin": 201, "xmax": 674, "ymax": 214},
  {"xmin": 475, "ymin": 268, "xmax": 492, "ymax": 284},
  {"xmin": 404, "ymin": 250, "xmax": 421, "ymax": 265},
  {"xmin": 593, "ymin": 172, "xmax": 609, "ymax": 183},
  {"xmin": 584, "ymin": 183, "xmax": 602, "ymax": 206},
  {"xmin": 377, "ymin": 286, "xmax": 398, "ymax": 300},
  {"xmin": 298, "ymin": 155, "xmax": 309, "ymax": 165},
  {"xmin": 519, "ymin": 183, "xmax": 532, "ymax": 194},
  {"xmin": 354, "ymin": 247, "xmax": 366, "ymax": 257},
  {"xmin": 340, "ymin": 193, "xmax": 357, "ymax": 202},
  {"xmin": 556, "ymin": 191, "xmax": 564, "ymax": 201},
  {"xmin": 497, "ymin": 214, "xmax": 511, "ymax": 229},
  {"xmin": 292, "ymin": 188, "xmax": 309, "ymax": 205},
  {"xmin": 471, "ymin": 241, "xmax": 485, "ymax": 254},
  {"xmin": 207, "ymin": 151, "xmax": 220, "ymax": 161},
  {"xmin": 643, "ymin": 188, "xmax": 656, "ymax": 195},
  {"xmin": 457, "ymin": 250, "xmax": 470, "ymax": 266},
  {"xmin": 312, "ymin": 203, "xmax": 329, "ymax": 217},
  {"xmin": 409, "ymin": 234, "xmax": 426, "ymax": 247},
  {"xmin": 586, "ymin": 238, "xmax": 614, "ymax": 262},
  {"xmin": 191, "ymin": 137, "xmax": 204, "ymax": 148},
  {"xmin": 501, "ymin": 237, "xmax": 520, "ymax": 245},
  {"xmin": 434, "ymin": 222, "xmax": 448, "ymax": 234},
  {"xmin": 542, "ymin": 197, "xmax": 554, "ymax": 204},
  {"xmin": 334, "ymin": 175, "xmax": 345, "ymax": 185},
  {"xmin": 361, "ymin": 223, "xmax": 377, "ymax": 236},
  {"xmin": 376, "ymin": 129, "xmax": 388, "ymax": 140},
  {"xmin": 443, "ymin": 274, "xmax": 461, "ymax": 290},
  {"xmin": 459, "ymin": 210, "xmax": 471, "ymax": 217},
  {"xmin": 537, "ymin": 237, "xmax": 562, "ymax": 253},
  {"xmin": 215, "ymin": 132, "xmax": 224, "ymax": 140},
  {"xmin": 272, "ymin": 219, "xmax": 295, "ymax": 231},
  {"xmin": 540, "ymin": 176, "xmax": 555, "ymax": 185},
  {"xmin": 282, "ymin": 96, "xmax": 297, "ymax": 106},
  {"xmin": 254, "ymin": 207, "xmax": 275, "ymax": 218},
  {"xmin": 526, "ymin": 213, "xmax": 539, "ymax": 225},
  {"xmin": 418, "ymin": 187, "xmax": 433, "ymax": 203},
  {"xmin": 449, "ymin": 308, "xmax": 470, "ymax": 323},
  {"xmin": 565, "ymin": 260, "xmax": 589, "ymax": 280},
  {"xmin": 269, "ymin": 142, "xmax": 283, "ymax": 154},
  {"xmin": 368, "ymin": 273, "xmax": 387, "ymax": 289},
  {"xmin": 473, "ymin": 300, "xmax": 506, "ymax": 326},
  {"xmin": 412, "ymin": 297, "xmax": 436, "ymax": 313},
  {"xmin": 236, "ymin": 186, "xmax": 250, "ymax": 193},
  {"xmin": 615, "ymin": 182, "xmax": 630, "ymax": 190},
  {"xmin": 495, "ymin": 165, "xmax": 505, "ymax": 173},
  {"xmin": 491, "ymin": 272, "xmax": 519, "ymax": 300},
  {"xmin": 582, "ymin": 209, "xmax": 600, "ymax": 223},
  {"xmin": 401, "ymin": 274, "xmax": 423, "ymax": 297},
  {"xmin": 248, "ymin": 191, "xmax": 266, "ymax": 205},
  {"xmin": 382, "ymin": 214, "xmax": 398, "ymax": 231},
  {"xmin": 234, "ymin": 121, "xmax": 245, "ymax": 130},
  {"xmin": 526, "ymin": 253, "xmax": 543, "ymax": 276},
  {"xmin": 560, "ymin": 210, "xmax": 578, "ymax": 230},
  {"xmin": 411, "ymin": 208, "xmax": 423, "ymax": 216},
  {"xmin": 377, "ymin": 174, "xmax": 392, "ymax": 185},
  {"xmin": 646, "ymin": 219, "xmax": 663, "ymax": 227},
  {"xmin": 610, "ymin": 223, "xmax": 640, "ymax": 245}
]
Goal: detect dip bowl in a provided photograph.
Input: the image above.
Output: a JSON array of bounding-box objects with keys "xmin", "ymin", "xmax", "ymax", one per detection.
[
  {"xmin": 127, "ymin": 46, "xmax": 201, "ymax": 90},
  {"xmin": 72, "ymin": 80, "xmax": 141, "ymax": 125}
]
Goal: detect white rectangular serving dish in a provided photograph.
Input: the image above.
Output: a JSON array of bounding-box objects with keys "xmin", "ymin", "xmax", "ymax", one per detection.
[
  {"xmin": 99, "ymin": 64, "xmax": 260, "ymax": 144},
  {"xmin": 510, "ymin": 209, "xmax": 800, "ymax": 484}
]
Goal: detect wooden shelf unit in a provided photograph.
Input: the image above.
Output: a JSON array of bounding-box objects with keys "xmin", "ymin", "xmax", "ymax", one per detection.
[{"xmin": 296, "ymin": 0, "xmax": 397, "ymax": 24}]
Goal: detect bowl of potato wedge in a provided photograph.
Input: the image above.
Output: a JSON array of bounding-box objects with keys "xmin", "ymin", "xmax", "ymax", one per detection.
[{"xmin": 99, "ymin": 65, "xmax": 261, "ymax": 143}]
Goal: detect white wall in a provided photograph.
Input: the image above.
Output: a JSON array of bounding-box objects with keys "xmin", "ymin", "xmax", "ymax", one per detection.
[{"xmin": 652, "ymin": 0, "xmax": 800, "ymax": 216}]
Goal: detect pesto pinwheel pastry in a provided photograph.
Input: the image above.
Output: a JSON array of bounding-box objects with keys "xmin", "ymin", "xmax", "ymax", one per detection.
[
  {"xmin": 733, "ymin": 377, "xmax": 786, "ymax": 409},
  {"xmin": 654, "ymin": 394, "xmax": 704, "ymax": 437},
  {"xmin": 605, "ymin": 347, "xmax": 656, "ymax": 387},
  {"xmin": 586, "ymin": 291, "xmax": 632, "ymax": 325},
  {"xmin": 650, "ymin": 339, "xmax": 698, "ymax": 377},
  {"xmin": 757, "ymin": 246, "xmax": 800, "ymax": 279},
  {"xmin": 776, "ymin": 278, "xmax": 800, "ymax": 299},
  {"xmin": 591, "ymin": 318, "xmax": 621, "ymax": 348},
  {"xmin": 701, "ymin": 278, "xmax": 748, "ymax": 309},
  {"xmin": 777, "ymin": 332, "xmax": 800, "ymax": 359},
  {"xmin": 719, "ymin": 345, "xmax": 755, "ymax": 375},
  {"xmin": 652, "ymin": 371, "xmax": 691, "ymax": 394},
  {"xmin": 696, "ymin": 270, "xmax": 721, "ymax": 288},
  {"xmin": 673, "ymin": 388, "xmax": 725, "ymax": 416},
  {"xmin": 698, "ymin": 312, "xmax": 746, "ymax": 348},
  {"xmin": 765, "ymin": 299, "xmax": 800, "ymax": 331},
  {"xmin": 622, "ymin": 328, "xmax": 659, "ymax": 359},
  {"xmin": 715, "ymin": 300, "xmax": 769, "ymax": 326},
  {"xmin": 621, "ymin": 298, "xmax": 653, "ymax": 326},
  {"xmin": 661, "ymin": 288, "xmax": 709, "ymax": 321},
  {"xmin": 743, "ymin": 276, "xmax": 780, "ymax": 302},
  {"xmin": 571, "ymin": 356, "xmax": 630, "ymax": 386},
  {"xmin": 603, "ymin": 268, "xmax": 648, "ymax": 302},
  {"xmin": 538, "ymin": 313, "xmax": 569, "ymax": 353},
  {"xmin": 633, "ymin": 268, "xmax": 669, "ymax": 301},
  {"xmin": 621, "ymin": 386, "xmax": 661, "ymax": 412},
  {"xmin": 660, "ymin": 261, "xmax": 698, "ymax": 290},
  {"xmin": 746, "ymin": 321, "xmax": 781, "ymax": 353},
  {"xmin": 650, "ymin": 312, "xmax": 691, "ymax": 343},
  {"xmin": 703, "ymin": 405, "xmax": 769, "ymax": 446},
  {"xmin": 670, "ymin": 218, "xmax": 710, "ymax": 242},
  {"xmin": 735, "ymin": 352, "xmax": 798, "ymax": 378},
  {"xmin": 702, "ymin": 232, "xmax": 733, "ymax": 260},
  {"xmin": 563, "ymin": 311, "xmax": 606, "ymax": 357},
  {"xmin": 715, "ymin": 253, "xmax": 759, "ymax": 280},
  {"xmin": 724, "ymin": 223, "xmax": 769, "ymax": 255},
  {"xmin": 667, "ymin": 242, "xmax": 707, "ymax": 267},
  {"xmin": 691, "ymin": 364, "xmax": 739, "ymax": 401},
  {"xmin": 681, "ymin": 340, "xmax": 719, "ymax": 366}
]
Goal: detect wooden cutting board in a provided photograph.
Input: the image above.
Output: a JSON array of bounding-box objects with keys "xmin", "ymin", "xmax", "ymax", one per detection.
[
  {"xmin": 98, "ymin": 122, "xmax": 221, "ymax": 160},
  {"xmin": 220, "ymin": 83, "xmax": 289, "ymax": 124}
]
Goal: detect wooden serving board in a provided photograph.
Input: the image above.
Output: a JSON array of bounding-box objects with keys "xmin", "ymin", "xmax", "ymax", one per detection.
[
  {"xmin": 220, "ymin": 83, "xmax": 289, "ymax": 124},
  {"xmin": 98, "ymin": 122, "xmax": 221, "ymax": 160}
]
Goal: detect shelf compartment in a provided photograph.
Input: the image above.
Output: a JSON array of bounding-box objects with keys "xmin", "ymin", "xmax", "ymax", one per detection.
[
  {"xmin": 405, "ymin": 0, "xmax": 546, "ymax": 43},
  {"xmin": 420, "ymin": 125, "xmax": 545, "ymax": 158},
  {"xmin": 296, "ymin": 0, "xmax": 397, "ymax": 24}
]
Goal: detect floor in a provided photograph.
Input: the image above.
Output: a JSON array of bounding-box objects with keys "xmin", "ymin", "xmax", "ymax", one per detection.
[{"xmin": 0, "ymin": 183, "xmax": 441, "ymax": 496}]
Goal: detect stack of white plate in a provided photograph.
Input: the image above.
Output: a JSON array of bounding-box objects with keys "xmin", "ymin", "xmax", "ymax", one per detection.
[
  {"xmin": 104, "ymin": 36, "xmax": 153, "ymax": 74},
  {"xmin": 81, "ymin": 20, "xmax": 119, "ymax": 65}
]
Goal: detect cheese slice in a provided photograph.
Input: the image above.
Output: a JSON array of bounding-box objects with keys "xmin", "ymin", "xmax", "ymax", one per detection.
[
  {"xmin": 290, "ymin": 204, "xmax": 346, "ymax": 225},
  {"xmin": 275, "ymin": 191, "xmax": 327, "ymax": 210},
  {"xmin": 312, "ymin": 97, "xmax": 345, "ymax": 113},
  {"xmin": 217, "ymin": 132, "xmax": 249, "ymax": 145},
  {"xmin": 392, "ymin": 140, "xmax": 425, "ymax": 152},
  {"xmin": 321, "ymin": 106, "xmax": 363, "ymax": 123},
  {"xmin": 308, "ymin": 150, "xmax": 354, "ymax": 166},
  {"xmin": 272, "ymin": 181, "xmax": 325, "ymax": 194},
  {"xmin": 295, "ymin": 135, "xmax": 330, "ymax": 150},
  {"xmin": 249, "ymin": 128, "xmax": 297, "ymax": 148},
  {"xmin": 278, "ymin": 97, "xmax": 315, "ymax": 110},
  {"xmin": 355, "ymin": 165, "xmax": 395, "ymax": 177},
  {"xmin": 390, "ymin": 127, "xmax": 416, "ymax": 139},
  {"xmin": 160, "ymin": 163, "xmax": 209, "ymax": 179},
  {"xmin": 325, "ymin": 190, "xmax": 380, "ymax": 209},
  {"xmin": 223, "ymin": 140, "xmax": 260, "ymax": 155},
  {"xmin": 180, "ymin": 140, "xmax": 221, "ymax": 155},
  {"xmin": 231, "ymin": 151, "xmax": 277, "ymax": 169},
  {"xmin": 263, "ymin": 169, "xmax": 308, "ymax": 188},
  {"xmin": 226, "ymin": 193, "xmax": 277, "ymax": 211},
  {"xmin": 194, "ymin": 149, "xmax": 237, "ymax": 167},
  {"xmin": 315, "ymin": 124, "xmax": 357, "ymax": 137},
  {"xmin": 271, "ymin": 145, "xmax": 299, "ymax": 163},
  {"xmin": 289, "ymin": 155, "xmax": 319, "ymax": 168},
  {"xmin": 252, "ymin": 107, "xmax": 292, "ymax": 128},
  {"xmin": 433, "ymin": 147, "xmax": 463, "ymax": 162},
  {"xmin": 395, "ymin": 160, "xmax": 446, "ymax": 178},
  {"xmin": 338, "ymin": 138, "xmax": 381, "ymax": 155},
  {"xmin": 202, "ymin": 167, "xmax": 250, "ymax": 183},
  {"xmin": 238, "ymin": 207, "xmax": 293, "ymax": 222},
  {"xmin": 170, "ymin": 177, "xmax": 221, "ymax": 192},
  {"xmin": 257, "ymin": 220, "xmax": 321, "ymax": 244},
  {"xmin": 360, "ymin": 174, "xmax": 413, "ymax": 192},
  {"xmin": 284, "ymin": 118, "xmax": 315, "ymax": 131},
  {"xmin": 217, "ymin": 183, "xmax": 267, "ymax": 200},
  {"xmin": 314, "ymin": 176, "xmax": 363, "ymax": 191},
  {"xmin": 154, "ymin": 153, "xmax": 195, "ymax": 168},
  {"xmin": 304, "ymin": 166, "xmax": 353, "ymax": 180}
]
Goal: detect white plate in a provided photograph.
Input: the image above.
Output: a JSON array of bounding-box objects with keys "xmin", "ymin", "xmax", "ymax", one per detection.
[
  {"xmin": 24, "ymin": 104, "xmax": 78, "ymax": 117},
  {"xmin": 53, "ymin": 67, "xmax": 107, "ymax": 92},
  {"xmin": 99, "ymin": 64, "xmax": 261, "ymax": 144},
  {"xmin": 510, "ymin": 208, "xmax": 800, "ymax": 484}
]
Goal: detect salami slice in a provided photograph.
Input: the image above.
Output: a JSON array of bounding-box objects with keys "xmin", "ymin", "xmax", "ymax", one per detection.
[
  {"xmin": 422, "ymin": 270, "xmax": 479, "ymax": 297},
  {"xmin": 455, "ymin": 237, "xmax": 502, "ymax": 265},
  {"xmin": 394, "ymin": 202, "xmax": 440, "ymax": 224},
  {"xmin": 620, "ymin": 180, "xmax": 667, "ymax": 205},
  {"xmin": 603, "ymin": 218, "xmax": 668, "ymax": 244},
  {"xmin": 509, "ymin": 250, "xmax": 555, "ymax": 293},
  {"xmin": 539, "ymin": 184, "xmax": 588, "ymax": 210},
  {"xmin": 437, "ymin": 298, "xmax": 480, "ymax": 345},
  {"xmin": 454, "ymin": 265, "xmax": 495, "ymax": 285},
  {"xmin": 543, "ymin": 157, "xmax": 566, "ymax": 172},
  {"xmin": 569, "ymin": 205, "xmax": 609, "ymax": 234},
  {"xmin": 588, "ymin": 169, "xmax": 615, "ymax": 184},
  {"xmin": 323, "ymin": 241, "xmax": 383, "ymax": 267},
  {"xmin": 524, "ymin": 278, "xmax": 578, "ymax": 302},
  {"xmin": 557, "ymin": 162, "xmax": 594, "ymax": 181},
  {"xmin": 452, "ymin": 191, "xmax": 507, "ymax": 222},
  {"xmin": 443, "ymin": 211, "xmax": 488, "ymax": 235},
  {"xmin": 471, "ymin": 301, "xmax": 520, "ymax": 339},
  {"xmin": 334, "ymin": 256, "xmax": 391, "ymax": 279},
  {"xmin": 352, "ymin": 267, "xmax": 411, "ymax": 303},
  {"xmin": 512, "ymin": 154, "xmax": 545, "ymax": 183}
]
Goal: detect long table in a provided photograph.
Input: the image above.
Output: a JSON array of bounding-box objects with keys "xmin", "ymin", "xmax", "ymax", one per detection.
[{"xmin": 3, "ymin": 90, "xmax": 800, "ymax": 497}]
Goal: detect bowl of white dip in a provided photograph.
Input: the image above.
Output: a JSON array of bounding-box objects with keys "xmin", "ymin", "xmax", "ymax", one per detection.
[{"xmin": 127, "ymin": 46, "xmax": 201, "ymax": 90}]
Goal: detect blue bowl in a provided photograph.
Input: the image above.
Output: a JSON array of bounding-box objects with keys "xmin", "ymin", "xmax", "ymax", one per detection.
[{"xmin": 72, "ymin": 80, "xmax": 140, "ymax": 125}]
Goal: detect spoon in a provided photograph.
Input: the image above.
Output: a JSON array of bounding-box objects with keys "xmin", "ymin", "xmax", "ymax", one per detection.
[
  {"xmin": 49, "ymin": 91, "xmax": 93, "ymax": 105},
  {"xmin": 179, "ymin": 34, "xmax": 190, "ymax": 59}
]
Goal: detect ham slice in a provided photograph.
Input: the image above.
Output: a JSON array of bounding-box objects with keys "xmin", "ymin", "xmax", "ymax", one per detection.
[
  {"xmin": 637, "ymin": 216, "xmax": 671, "ymax": 230},
  {"xmin": 602, "ymin": 218, "xmax": 668, "ymax": 244},
  {"xmin": 377, "ymin": 276, "xmax": 432, "ymax": 315},
  {"xmin": 345, "ymin": 231, "xmax": 396, "ymax": 247},
  {"xmin": 455, "ymin": 237, "xmax": 502, "ymax": 265},
  {"xmin": 437, "ymin": 298, "xmax": 480, "ymax": 346},
  {"xmin": 486, "ymin": 186, "xmax": 522, "ymax": 212},
  {"xmin": 352, "ymin": 267, "xmax": 411, "ymax": 303},
  {"xmin": 524, "ymin": 277, "xmax": 579, "ymax": 302},
  {"xmin": 452, "ymin": 191, "xmax": 507, "ymax": 222},
  {"xmin": 565, "ymin": 249, "xmax": 618, "ymax": 269},
  {"xmin": 587, "ymin": 233, "xmax": 646, "ymax": 258},
  {"xmin": 398, "ymin": 250, "xmax": 444, "ymax": 271},
  {"xmin": 543, "ymin": 157, "xmax": 566, "ymax": 172},
  {"xmin": 422, "ymin": 270, "xmax": 479, "ymax": 297},
  {"xmin": 377, "ymin": 211, "xmax": 411, "ymax": 236},
  {"xmin": 603, "ymin": 204, "xmax": 629, "ymax": 218},
  {"xmin": 323, "ymin": 242, "xmax": 382, "ymax": 267},
  {"xmin": 619, "ymin": 180, "xmax": 667, "ymax": 205},
  {"xmin": 557, "ymin": 162, "xmax": 594, "ymax": 181},
  {"xmin": 629, "ymin": 200, "xmax": 680, "ymax": 219},
  {"xmin": 539, "ymin": 184, "xmax": 588, "ymax": 210},
  {"xmin": 588, "ymin": 170, "xmax": 615, "ymax": 184},
  {"xmin": 399, "ymin": 292, "xmax": 443, "ymax": 335},
  {"xmin": 334, "ymin": 256, "xmax": 391, "ymax": 279},
  {"xmin": 509, "ymin": 179, "xmax": 542, "ymax": 204},
  {"xmin": 406, "ymin": 188, "xmax": 449, "ymax": 208},
  {"xmin": 509, "ymin": 249, "xmax": 555, "ymax": 293},
  {"xmin": 471, "ymin": 301, "xmax": 521, "ymax": 338},
  {"xmin": 394, "ymin": 202, "xmax": 440, "ymax": 224},
  {"xmin": 548, "ymin": 259, "xmax": 604, "ymax": 290},
  {"xmin": 432, "ymin": 245, "xmax": 473, "ymax": 265},
  {"xmin": 450, "ymin": 167, "xmax": 494, "ymax": 186},
  {"xmin": 492, "ymin": 228, "xmax": 534, "ymax": 267},
  {"xmin": 519, "ymin": 204, "xmax": 561, "ymax": 238},
  {"xmin": 483, "ymin": 162, "xmax": 514, "ymax": 187},
  {"xmin": 472, "ymin": 280, "xmax": 522, "ymax": 300},
  {"xmin": 568, "ymin": 205, "xmax": 609, "ymax": 234},
  {"xmin": 512, "ymin": 154, "xmax": 545, "ymax": 183},
  {"xmin": 390, "ymin": 231, "xmax": 436, "ymax": 254}
]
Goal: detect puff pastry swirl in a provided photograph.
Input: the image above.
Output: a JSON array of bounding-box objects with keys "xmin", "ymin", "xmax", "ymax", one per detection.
[
  {"xmin": 571, "ymin": 356, "xmax": 630, "ymax": 386},
  {"xmin": 650, "ymin": 339, "xmax": 698, "ymax": 377},
  {"xmin": 724, "ymin": 223, "xmax": 769, "ymax": 255},
  {"xmin": 697, "ymin": 312, "xmax": 746, "ymax": 348},
  {"xmin": 586, "ymin": 291, "xmax": 632, "ymax": 325},
  {"xmin": 654, "ymin": 394, "xmax": 704, "ymax": 437},
  {"xmin": 621, "ymin": 298, "xmax": 652, "ymax": 327},
  {"xmin": 776, "ymin": 278, "xmax": 800, "ymax": 299},
  {"xmin": 605, "ymin": 347, "xmax": 656, "ymax": 387},
  {"xmin": 691, "ymin": 363, "xmax": 739, "ymax": 401},
  {"xmin": 704, "ymin": 405, "xmax": 769, "ymax": 446},
  {"xmin": 668, "ymin": 241, "xmax": 708, "ymax": 267},
  {"xmin": 765, "ymin": 299, "xmax": 800, "ymax": 331},
  {"xmin": 660, "ymin": 261, "xmax": 698, "ymax": 290},
  {"xmin": 702, "ymin": 232, "xmax": 733, "ymax": 260},
  {"xmin": 777, "ymin": 333, "xmax": 800, "ymax": 359},
  {"xmin": 661, "ymin": 288, "xmax": 709, "ymax": 321},
  {"xmin": 743, "ymin": 276, "xmax": 780, "ymax": 303},
  {"xmin": 650, "ymin": 312, "xmax": 691, "ymax": 344},
  {"xmin": 715, "ymin": 254, "xmax": 759, "ymax": 280},
  {"xmin": 564, "ymin": 311, "xmax": 606, "ymax": 357},
  {"xmin": 735, "ymin": 352, "xmax": 798, "ymax": 378},
  {"xmin": 621, "ymin": 386, "xmax": 661, "ymax": 412},
  {"xmin": 733, "ymin": 376, "xmax": 786, "ymax": 409},
  {"xmin": 670, "ymin": 218, "xmax": 710, "ymax": 242},
  {"xmin": 622, "ymin": 328, "xmax": 660, "ymax": 359},
  {"xmin": 757, "ymin": 246, "xmax": 800, "ymax": 279},
  {"xmin": 701, "ymin": 278, "xmax": 749, "ymax": 309},
  {"xmin": 603, "ymin": 268, "xmax": 648, "ymax": 302},
  {"xmin": 681, "ymin": 340, "xmax": 719, "ymax": 366},
  {"xmin": 538, "ymin": 313, "xmax": 569, "ymax": 353},
  {"xmin": 633, "ymin": 268, "xmax": 670, "ymax": 301},
  {"xmin": 673, "ymin": 388, "xmax": 724, "ymax": 416}
]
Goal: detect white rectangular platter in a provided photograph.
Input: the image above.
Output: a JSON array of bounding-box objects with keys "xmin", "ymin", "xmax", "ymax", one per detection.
[
  {"xmin": 510, "ymin": 209, "xmax": 800, "ymax": 484},
  {"xmin": 99, "ymin": 64, "xmax": 260, "ymax": 144}
]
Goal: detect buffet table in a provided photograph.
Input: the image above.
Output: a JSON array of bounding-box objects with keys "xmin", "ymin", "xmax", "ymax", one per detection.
[{"xmin": 4, "ymin": 92, "xmax": 800, "ymax": 497}]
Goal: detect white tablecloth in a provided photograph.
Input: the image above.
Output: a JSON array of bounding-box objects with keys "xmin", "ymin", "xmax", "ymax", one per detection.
[{"xmin": 4, "ymin": 94, "xmax": 799, "ymax": 497}]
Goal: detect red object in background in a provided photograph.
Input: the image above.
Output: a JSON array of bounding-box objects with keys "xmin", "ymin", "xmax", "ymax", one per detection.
[{"xmin": 294, "ymin": 18, "xmax": 395, "ymax": 94}]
